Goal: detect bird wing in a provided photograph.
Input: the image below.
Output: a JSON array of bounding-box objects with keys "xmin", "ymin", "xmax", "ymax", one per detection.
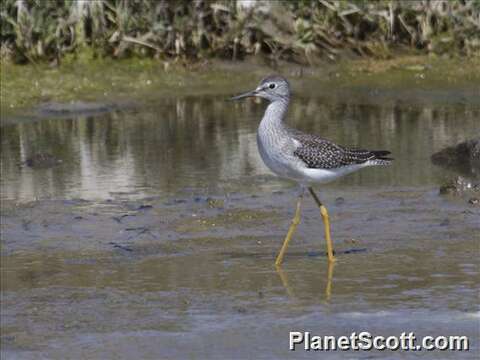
[{"xmin": 291, "ymin": 132, "xmax": 391, "ymax": 169}]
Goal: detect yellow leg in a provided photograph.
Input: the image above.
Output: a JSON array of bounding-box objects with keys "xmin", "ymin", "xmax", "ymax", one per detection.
[
  {"xmin": 309, "ymin": 187, "xmax": 336, "ymax": 262},
  {"xmin": 275, "ymin": 193, "xmax": 303, "ymax": 266},
  {"xmin": 325, "ymin": 260, "xmax": 335, "ymax": 302}
]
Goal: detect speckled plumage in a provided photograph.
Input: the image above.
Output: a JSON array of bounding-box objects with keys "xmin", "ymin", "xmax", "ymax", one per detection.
[
  {"xmin": 291, "ymin": 132, "xmax": 392, "ymax": 169},
  {"xmin": 231, "ymin": 75, "xmax": 393, "ymax": 185}
]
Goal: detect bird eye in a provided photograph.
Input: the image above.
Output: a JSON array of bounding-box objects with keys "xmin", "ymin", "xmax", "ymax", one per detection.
[{"xmin": 269, "ymin": 83, "xmax": 276, "ymax": 89}]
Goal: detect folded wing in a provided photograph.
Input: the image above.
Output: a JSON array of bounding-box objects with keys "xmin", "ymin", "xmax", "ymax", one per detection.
[{"xmin": 292, "ymin": 133, "xmax": 393, "ymax": 169}]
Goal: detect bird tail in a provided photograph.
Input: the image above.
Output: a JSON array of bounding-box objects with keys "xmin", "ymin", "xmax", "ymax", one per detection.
[{"xmin": 370, "ymin": 150, "xmax": 393, "ymax": 165}]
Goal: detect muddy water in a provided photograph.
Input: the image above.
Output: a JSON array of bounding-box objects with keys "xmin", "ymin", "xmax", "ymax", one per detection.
[{"xmin": 1, "ymin": 86, "xmax": 480, "ymax": 359}]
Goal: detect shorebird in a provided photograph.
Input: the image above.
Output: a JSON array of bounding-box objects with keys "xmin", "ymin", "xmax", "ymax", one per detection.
[{"xmin": 231, "ymin": 75, "xmax": 393, "ymax": 266}]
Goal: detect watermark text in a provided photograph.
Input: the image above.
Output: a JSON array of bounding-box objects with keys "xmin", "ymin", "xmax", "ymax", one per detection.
[{"xmin": 289, "ymin": 331, "xmax": 469, "ymax": 351}]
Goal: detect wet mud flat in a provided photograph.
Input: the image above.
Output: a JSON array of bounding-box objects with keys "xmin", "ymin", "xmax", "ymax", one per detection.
[{"xmin": 1, "ymin": 186, "xmax": 479, "ymax": 359}]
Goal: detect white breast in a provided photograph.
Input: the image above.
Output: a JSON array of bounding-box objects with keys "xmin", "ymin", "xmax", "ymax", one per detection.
[
  {"xmin": 255, "ymin": 100, "xmax": 307, "ymax": 182},
  {"xmin": 256, "ymin": 127, "xmax": 304, "ymax": 181}
]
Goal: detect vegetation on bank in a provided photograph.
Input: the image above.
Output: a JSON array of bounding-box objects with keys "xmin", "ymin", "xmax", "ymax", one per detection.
[{"xmin": 1, "ymin": 0, "xmax": 479, "ymax": 65}]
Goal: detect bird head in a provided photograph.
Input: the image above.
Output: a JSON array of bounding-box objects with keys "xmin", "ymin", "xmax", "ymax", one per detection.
[{"xmin": 230, "ymin": 75, "xmax": 290, "ymax": 103}]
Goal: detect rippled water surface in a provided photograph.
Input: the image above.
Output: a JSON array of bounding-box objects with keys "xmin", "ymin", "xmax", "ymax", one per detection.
[{"xmin": 1, "ymin": 84, "xmax": 479, "ymax": 359}]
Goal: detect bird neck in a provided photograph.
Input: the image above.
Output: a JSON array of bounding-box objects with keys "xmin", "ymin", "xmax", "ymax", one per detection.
[{"xmin": 260, "ymin": 98, "xmax": 289, "ymax": 130}]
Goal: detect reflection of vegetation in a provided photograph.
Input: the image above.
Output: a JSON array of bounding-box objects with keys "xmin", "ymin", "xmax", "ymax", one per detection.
[
  {"xmin": 2, "ymin": 95, "xmax": 479, "ymax": 201},
  {"xmin": 1, "ymin": 1, "xmax": 479, "ymax": 64}
]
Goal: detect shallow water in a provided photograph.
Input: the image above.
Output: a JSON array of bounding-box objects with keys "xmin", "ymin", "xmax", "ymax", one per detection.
[{"xmin": 1, "ymin": 85, "xmax": 479, "ymax": 359}]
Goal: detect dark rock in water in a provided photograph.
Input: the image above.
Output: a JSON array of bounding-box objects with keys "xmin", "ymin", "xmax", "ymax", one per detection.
[
  {"xmin": 431, "ymin": 137, "xmax": 480, "ymax": 178},
  {"xmin": 335, "ymin": 197, "xmax": 345, "ymax": 205},
  {"xmin": 23, "ymin": 153, "xmax": 62, "ymax": 168},
  {"xmin": 35, "ymin": 101, "xmax": 122, "ymax": 117},
  {"xmin": 434, "ymin": 138, "xmax": 480, "ymax": 200}
]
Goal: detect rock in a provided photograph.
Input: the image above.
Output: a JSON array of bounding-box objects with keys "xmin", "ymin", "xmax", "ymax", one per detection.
[
  {"xmin": 35, "ymin": 101, "xmax": 120, "ymax": 117},
  {"xmin": 431, "ymin": 137, "xmax": 480, "ymax": 178},
  {"xmin": 439, "ymin": 176, "xmax": 479, "ymax": 196},
  {"xmin": 468, "ymin": 198, "xmax": 479, "ymax": 206},
  {"xmin": 23, "ymin": 153, "xmax": 62, "ymax": 168},
  {"xmin": 433, "ymin": 138, "xmax": 480, "ymax": 199},
  {"xmin": 207, "ymin": 197, "xmax": 224, "ymax": 208}
]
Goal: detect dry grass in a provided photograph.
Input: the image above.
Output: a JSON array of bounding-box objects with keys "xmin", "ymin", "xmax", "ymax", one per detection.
[{"xmin": 1, "ymin": 0, "xmax": 479, "ymax": 65}]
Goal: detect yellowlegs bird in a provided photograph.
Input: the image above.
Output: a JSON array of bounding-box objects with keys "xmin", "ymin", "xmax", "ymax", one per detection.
[{"xmin": 231, "ymin": 75, "xmax": 393, "ymax": 266}]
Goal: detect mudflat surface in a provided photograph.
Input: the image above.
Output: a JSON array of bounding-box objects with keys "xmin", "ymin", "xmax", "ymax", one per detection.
[{"xmin": 1, "ymin": 76, "xmax": 479, "ymax": 359}]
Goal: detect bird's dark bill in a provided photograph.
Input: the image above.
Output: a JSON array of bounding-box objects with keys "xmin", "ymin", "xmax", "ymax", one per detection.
[{"xmin": 230, "ymin": 90, "xmax": 257, "ymax": 101}]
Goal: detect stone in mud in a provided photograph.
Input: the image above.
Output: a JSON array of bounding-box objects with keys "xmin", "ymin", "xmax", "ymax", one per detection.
[
  {"xmin": 468, "ymin": 197, "xmax": 479, "ymax": 206},
  {"xmin": 431, "ymin": 137, "xmax": 480, "ymax": 177},
  {"xmin": 23, "ymin": 153, "xmax": 62, "ymax": 168},
  {"xmin": 439, "ymin": 176, "xmax": 479, "ymax": 196},
  {"xmin": 433, "ymin": 138, "xmax": 480, "ymax": 200},
  {"xmin": 207, "ymin": 197, "xmax": 224, "ymax": 209}
]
